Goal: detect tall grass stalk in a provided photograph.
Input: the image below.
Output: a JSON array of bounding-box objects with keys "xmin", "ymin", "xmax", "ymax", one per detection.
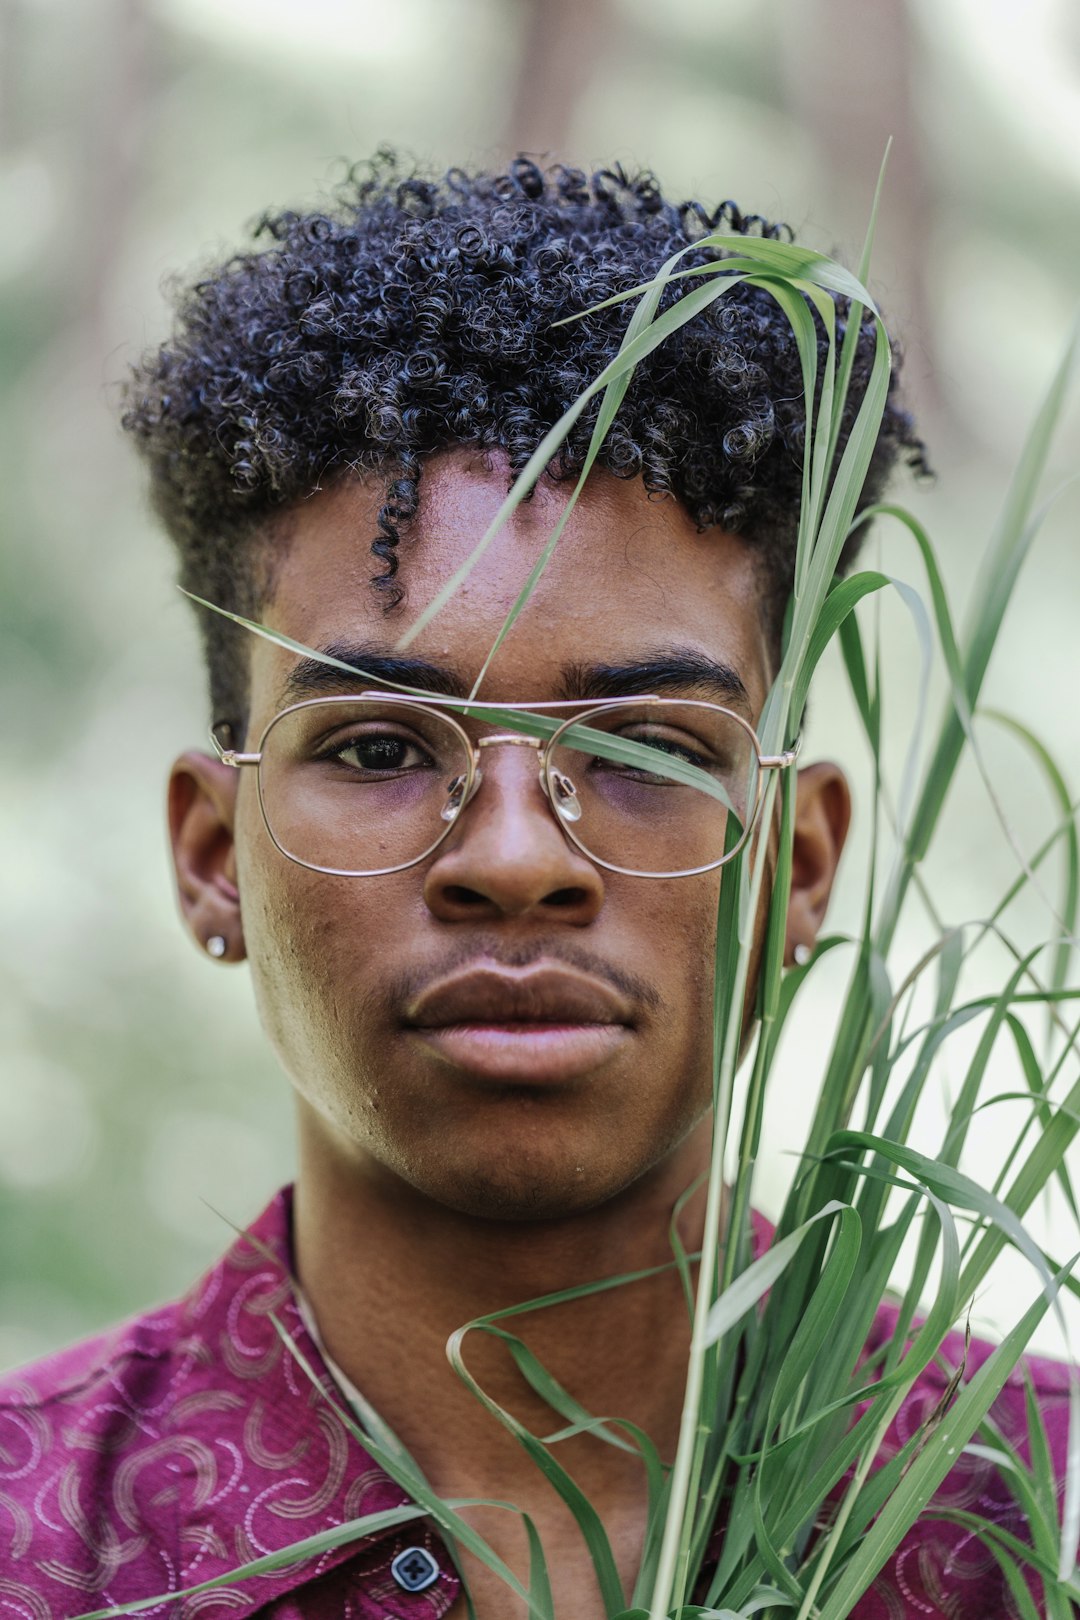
[{"xmin": 86, "ymin": 193, "xmax": 1079, "ymax": 1618}]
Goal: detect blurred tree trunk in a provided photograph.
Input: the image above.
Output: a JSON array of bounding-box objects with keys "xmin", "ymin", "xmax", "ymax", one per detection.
[
  {"xmin": 780, "ymin": 0, "xmax": 942, "ymax": 422},
  {"xmin": 502, "ymin": 0, "xmax": 616, "ymax": 158},
  {"xmin": 78, "ymin": 0, "xmax": 151, "ymax": 347},
  {"xmin": 0, "ymin": 0, "xmax": 20, "ymax": 152}
]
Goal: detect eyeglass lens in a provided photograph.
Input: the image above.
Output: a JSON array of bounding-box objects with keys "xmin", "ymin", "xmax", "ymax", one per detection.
[
  {"xmin": 547, "ymin": 702, "xmax": 757, "ymax": 875},
  {"xmin": 256, "ymin": 698, "xmax": 759, "ymax": 877}
]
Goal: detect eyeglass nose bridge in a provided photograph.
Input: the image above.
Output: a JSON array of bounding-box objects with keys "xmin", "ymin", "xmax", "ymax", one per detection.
[
  {"xmin": 475, "ymin": 732, "xmax": 544, "ymax": 751},
  {"xmin": 439, "ymin": 732, "xmax": 582, "ymax": 831}
]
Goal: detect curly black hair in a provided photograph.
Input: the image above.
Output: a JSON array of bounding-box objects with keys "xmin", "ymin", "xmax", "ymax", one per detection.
[{"xmin": 122, "ymin": 150, "xmax": 923, "ymax": 729}]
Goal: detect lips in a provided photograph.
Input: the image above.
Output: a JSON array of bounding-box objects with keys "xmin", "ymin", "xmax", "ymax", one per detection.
[{"xmin": 403, "ymin": 964, "xmax": 634, "ymax": 1083}]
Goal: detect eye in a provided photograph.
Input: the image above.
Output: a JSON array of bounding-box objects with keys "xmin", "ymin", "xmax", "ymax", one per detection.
[
  {"xmin": 627, "ymin": 727, "xmax": 709, "ymax": 763},
  {"xmin": 603, "ymin": 725, "xmax": 715, "ymax": 776},
  {"xmin": 319, "ymin": 729, "xmax": 433, "ymax": 774}
]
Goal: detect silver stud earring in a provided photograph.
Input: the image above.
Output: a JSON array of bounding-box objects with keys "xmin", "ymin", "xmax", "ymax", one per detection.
[
  {"xmin": 206, "ymin": 935, "xmax": 227, "ymax": 959},
  {"xmin": 793, "ymin": 943, "xmax": 812, "ymax": 967}
]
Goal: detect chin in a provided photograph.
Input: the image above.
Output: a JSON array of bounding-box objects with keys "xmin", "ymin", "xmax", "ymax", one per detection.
[{"xmin": 402, "ymin": 1156, "xmax": 624, "ymax": 1223}]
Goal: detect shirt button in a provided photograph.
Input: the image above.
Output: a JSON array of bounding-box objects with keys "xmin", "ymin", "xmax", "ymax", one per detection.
[{"xmin": 390, "ymin": 1545, "xmax": 441, "ymax": 1593}]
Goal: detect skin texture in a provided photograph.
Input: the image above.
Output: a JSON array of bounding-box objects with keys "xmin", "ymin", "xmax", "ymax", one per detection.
[{"xmin": 168, "ymin": 448, "xmax": 850, "ymax": 1618}]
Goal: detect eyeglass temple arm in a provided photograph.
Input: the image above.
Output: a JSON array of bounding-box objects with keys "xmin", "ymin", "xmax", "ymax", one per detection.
[
  {"xmin": 758, "ymin": 735, "xmax": 802, "ymax": 770},
  {"xmin": 209, "ymin": 722, "xmax": 260, "ymax": 768}
]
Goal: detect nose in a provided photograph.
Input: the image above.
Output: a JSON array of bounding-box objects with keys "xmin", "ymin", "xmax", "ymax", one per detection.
[{"xmin": 423, "ymin": 747, "xmax": 605, "ymax": 924}]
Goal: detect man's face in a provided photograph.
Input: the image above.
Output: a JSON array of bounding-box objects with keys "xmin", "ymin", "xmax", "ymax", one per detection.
[{"xmin": 205, "ymin": 450, "xmax": 784, "ymax": 1219}]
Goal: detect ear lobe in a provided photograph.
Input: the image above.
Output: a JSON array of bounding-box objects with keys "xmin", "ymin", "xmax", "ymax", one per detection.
[
  {"xmin": 784, "ymin": 761, "xmax": 851, "ymax": 968},
  {"xmin": 168, "ymin": 751, "xmax": 245, "ymax": 962}
]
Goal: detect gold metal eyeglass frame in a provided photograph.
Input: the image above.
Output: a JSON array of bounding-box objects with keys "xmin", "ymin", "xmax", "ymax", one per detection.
[{"xmin": 211, "ymin": 692, "xmax": 800, "ymax": 880}]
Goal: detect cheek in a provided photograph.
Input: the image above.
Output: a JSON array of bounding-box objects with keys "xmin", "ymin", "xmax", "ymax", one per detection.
[
  {"xmin": 647, "ymin": 866, "xmax": 762, "ymax": 1114},
  {"xmin": 235, "ymin": 789, "xmax": 396, "ymax": 1071},
  {"xmin": 632, "ymin": 877, "xmax": 722, "ymax": 1086}
]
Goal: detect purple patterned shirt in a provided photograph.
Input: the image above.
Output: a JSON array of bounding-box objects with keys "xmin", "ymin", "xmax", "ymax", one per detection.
[{"xmin": 0, "ymin": 1187, "xmax": 1069, "ymax": 1617}]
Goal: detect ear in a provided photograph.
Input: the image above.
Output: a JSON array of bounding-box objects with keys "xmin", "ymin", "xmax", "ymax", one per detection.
[
  {"xmin": 784, "ymin": 761, "xmax": 851, "ymax": 968},
  {"xmin": 168, "ymin": 751, "xmax": 245, "ymax": 963}
]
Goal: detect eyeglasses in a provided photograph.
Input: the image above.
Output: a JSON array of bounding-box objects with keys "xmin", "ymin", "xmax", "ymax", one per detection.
[{"xmin": 211, "ymin": 694, "xmax": 799, "ymax": 880}]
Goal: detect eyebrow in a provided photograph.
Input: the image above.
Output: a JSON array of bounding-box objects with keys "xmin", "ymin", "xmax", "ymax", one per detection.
[
  {"xmin": 278, "ymin": 645, "xmax": 469, "ymax": 706},
  {"xmin": 276, "ymin": 642, "xmax": 751, "ymax": 712},
  {"xmin": 560, "ymin": 650, "xmax": 752, "ymax": 711}
]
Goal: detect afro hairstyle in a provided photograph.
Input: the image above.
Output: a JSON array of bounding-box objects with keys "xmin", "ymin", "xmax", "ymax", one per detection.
[{"xmin": 122, "ymin": 150, "xmax": 924, "ymax": 730}]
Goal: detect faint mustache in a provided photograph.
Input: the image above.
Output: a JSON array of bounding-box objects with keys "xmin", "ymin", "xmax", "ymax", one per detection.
[{"xmin": 388, "ymin": 938, "xmax": 662, "ymax": 1017}]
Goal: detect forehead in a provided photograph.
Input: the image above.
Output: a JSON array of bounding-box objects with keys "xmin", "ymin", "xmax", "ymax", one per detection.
[{"xmin": 251, "ymin": 448, "xmax": 773, "ymax": 720}]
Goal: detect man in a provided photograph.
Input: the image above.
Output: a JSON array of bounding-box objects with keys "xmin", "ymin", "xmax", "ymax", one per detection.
[{"xmin": 0, "ymin": 156, "xmax": 1063, "ymax": 1619}]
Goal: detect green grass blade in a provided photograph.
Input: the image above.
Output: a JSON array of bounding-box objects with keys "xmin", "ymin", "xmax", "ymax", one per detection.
[
  {"xmin": 552, "ymin": 237, "xmax": 880, "ymax": 324},
  {"xmin": 815, "ymin": 1259, "xmax": 1078, "ymax": 1620},
  {"xmin": 75, "ymin": 1502, "xmax": 473, "ymax": 1617},
  {"xmin": 395, "ymin": 270, "xmax": 757, "ymax": 651},
  {"xmin": 877, "ymin": 326, "xmax": 1078, "ymax": 949},
  {"xmin": 982, "ymin": 708, "xmax": 1079, "ymax": 1003},
  {"xmin": 703, "ymin": 1202, "xmax": 851, "ymax": 1346},
  {"xmin": 524, "ymin": 1513, "xmax": 556, "ymax": 1620},
  {"xmin": 821, "ymin": 141, "xmax": 890, "ymax": 480}
]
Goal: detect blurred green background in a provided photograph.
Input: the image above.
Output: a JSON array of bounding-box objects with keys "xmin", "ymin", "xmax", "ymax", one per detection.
[{"xmin": 2, "ymin": 0, "xmax": 1078, "ymax": 1370}]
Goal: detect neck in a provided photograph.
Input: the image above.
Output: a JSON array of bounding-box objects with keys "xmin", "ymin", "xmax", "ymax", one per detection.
[{"xmin": 291, "ymin": 1103, "xmax": 714, "ymax": 1510}]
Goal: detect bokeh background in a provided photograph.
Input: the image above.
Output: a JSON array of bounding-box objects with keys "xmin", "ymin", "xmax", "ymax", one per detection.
[{"xmin": 2, "ymin": 0, "xmax": 1078, "ymax": 1370}]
